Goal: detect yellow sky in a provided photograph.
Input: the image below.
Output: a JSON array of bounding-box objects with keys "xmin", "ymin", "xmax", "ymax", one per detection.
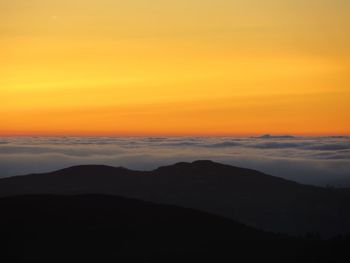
[{"xmin": 1, "ymin": 0, "xmax": 349, "ymax": 136}]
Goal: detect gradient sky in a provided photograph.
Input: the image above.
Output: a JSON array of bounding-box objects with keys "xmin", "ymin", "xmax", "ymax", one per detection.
[{"xmin": 1, "ymin": 0, "xmax": 349, "ymax": 136}]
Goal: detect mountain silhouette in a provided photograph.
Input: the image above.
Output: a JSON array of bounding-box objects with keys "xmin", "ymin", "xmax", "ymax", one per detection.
[
  {"xmin": 1, "ymin": 160, "xmax": 350, "ymax": 236},
  {"xmin": 1, "ymin": 194, "xmax": 349, "ymax": 262}
]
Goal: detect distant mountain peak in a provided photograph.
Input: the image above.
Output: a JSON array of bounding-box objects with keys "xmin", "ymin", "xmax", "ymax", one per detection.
[
  {"xmin": 192, "ymin": 160, "xmax": 217, "ymax": 165},
  {"xmin": 256, "ymin": 134, "xmax": 296, "ymax": 139},
  {"xmin": 155, "ymin": 160, "xmax": 224, "ymax": 171}
]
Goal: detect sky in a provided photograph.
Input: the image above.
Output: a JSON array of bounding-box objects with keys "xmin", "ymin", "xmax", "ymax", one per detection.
[
  {"xmin": 0, "ymin": 136, "xmax": 349, "ymax": 187},
  {"xmin": 1, "ymin": 0, "xmax": 349, "ymax": 136}
]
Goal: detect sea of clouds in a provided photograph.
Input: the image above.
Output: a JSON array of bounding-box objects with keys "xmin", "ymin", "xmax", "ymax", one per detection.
[{"xmin": 0, "ymin": 136, "xmax": 349, "ymax": 187}]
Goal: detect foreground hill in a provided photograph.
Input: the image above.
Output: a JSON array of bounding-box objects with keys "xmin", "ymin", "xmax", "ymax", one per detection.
[
  {"xmin": 1, "ymin": 160, "xmax": 350, "ymax": 236},
  {"xmin": 1, "ymin": 194, "xmax": 349, "ymax": 262}
]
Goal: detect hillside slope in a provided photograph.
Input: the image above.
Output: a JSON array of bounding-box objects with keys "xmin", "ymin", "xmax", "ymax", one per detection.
[{"xmin": 1, "ymin": 160, "xmax": 349, "ymax": 236}]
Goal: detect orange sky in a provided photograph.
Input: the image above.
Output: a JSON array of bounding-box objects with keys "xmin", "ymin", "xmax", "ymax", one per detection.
[{"xmin": 1, "ymin": 0, "xmax": 349, "ymax": 136}]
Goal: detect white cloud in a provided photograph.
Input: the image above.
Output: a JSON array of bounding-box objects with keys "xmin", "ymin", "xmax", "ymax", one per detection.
[{"xmin": 0, "ymin": 136, "xmax": 349, "ymax": 187}]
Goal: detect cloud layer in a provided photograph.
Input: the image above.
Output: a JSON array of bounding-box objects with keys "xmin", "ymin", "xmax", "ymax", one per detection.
[{"xmin": 0, "ymin": 136, "xmax": 349, "ymax": 187}]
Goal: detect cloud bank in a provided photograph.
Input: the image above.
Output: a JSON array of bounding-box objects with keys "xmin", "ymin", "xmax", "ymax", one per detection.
[{"xmin": 0, "ymin": 136, "xmax": 349, "ymax": 187}]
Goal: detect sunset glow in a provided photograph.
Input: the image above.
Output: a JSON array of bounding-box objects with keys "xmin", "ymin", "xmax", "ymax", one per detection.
[{"xmin": 1, "ymin": 0, "xmax": 349, "ymax": 136}]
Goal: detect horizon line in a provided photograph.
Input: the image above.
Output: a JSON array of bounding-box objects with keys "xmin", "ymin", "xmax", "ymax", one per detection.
[{"xmin": 0, "ymin": 133, "xmax": 349, "ymax": 138}]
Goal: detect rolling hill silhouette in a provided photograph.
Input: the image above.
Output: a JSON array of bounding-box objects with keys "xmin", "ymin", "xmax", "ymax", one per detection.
[
  {"xmin": 1, "ymin": 160, "xmax": 350, "ymax": 236},
  {"xmin": 1, "ymin": 194, "xmax": 349, "ymax": 262}
]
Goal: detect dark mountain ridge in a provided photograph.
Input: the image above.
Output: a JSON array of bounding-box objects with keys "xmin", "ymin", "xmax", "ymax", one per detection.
[
  {"xmin": 2, "ymin": 194, "xmax": 349, "ymax": 262},
  {"xmin": 1, "ymin": 160, "xmax": 349, "ymax": 236}
]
